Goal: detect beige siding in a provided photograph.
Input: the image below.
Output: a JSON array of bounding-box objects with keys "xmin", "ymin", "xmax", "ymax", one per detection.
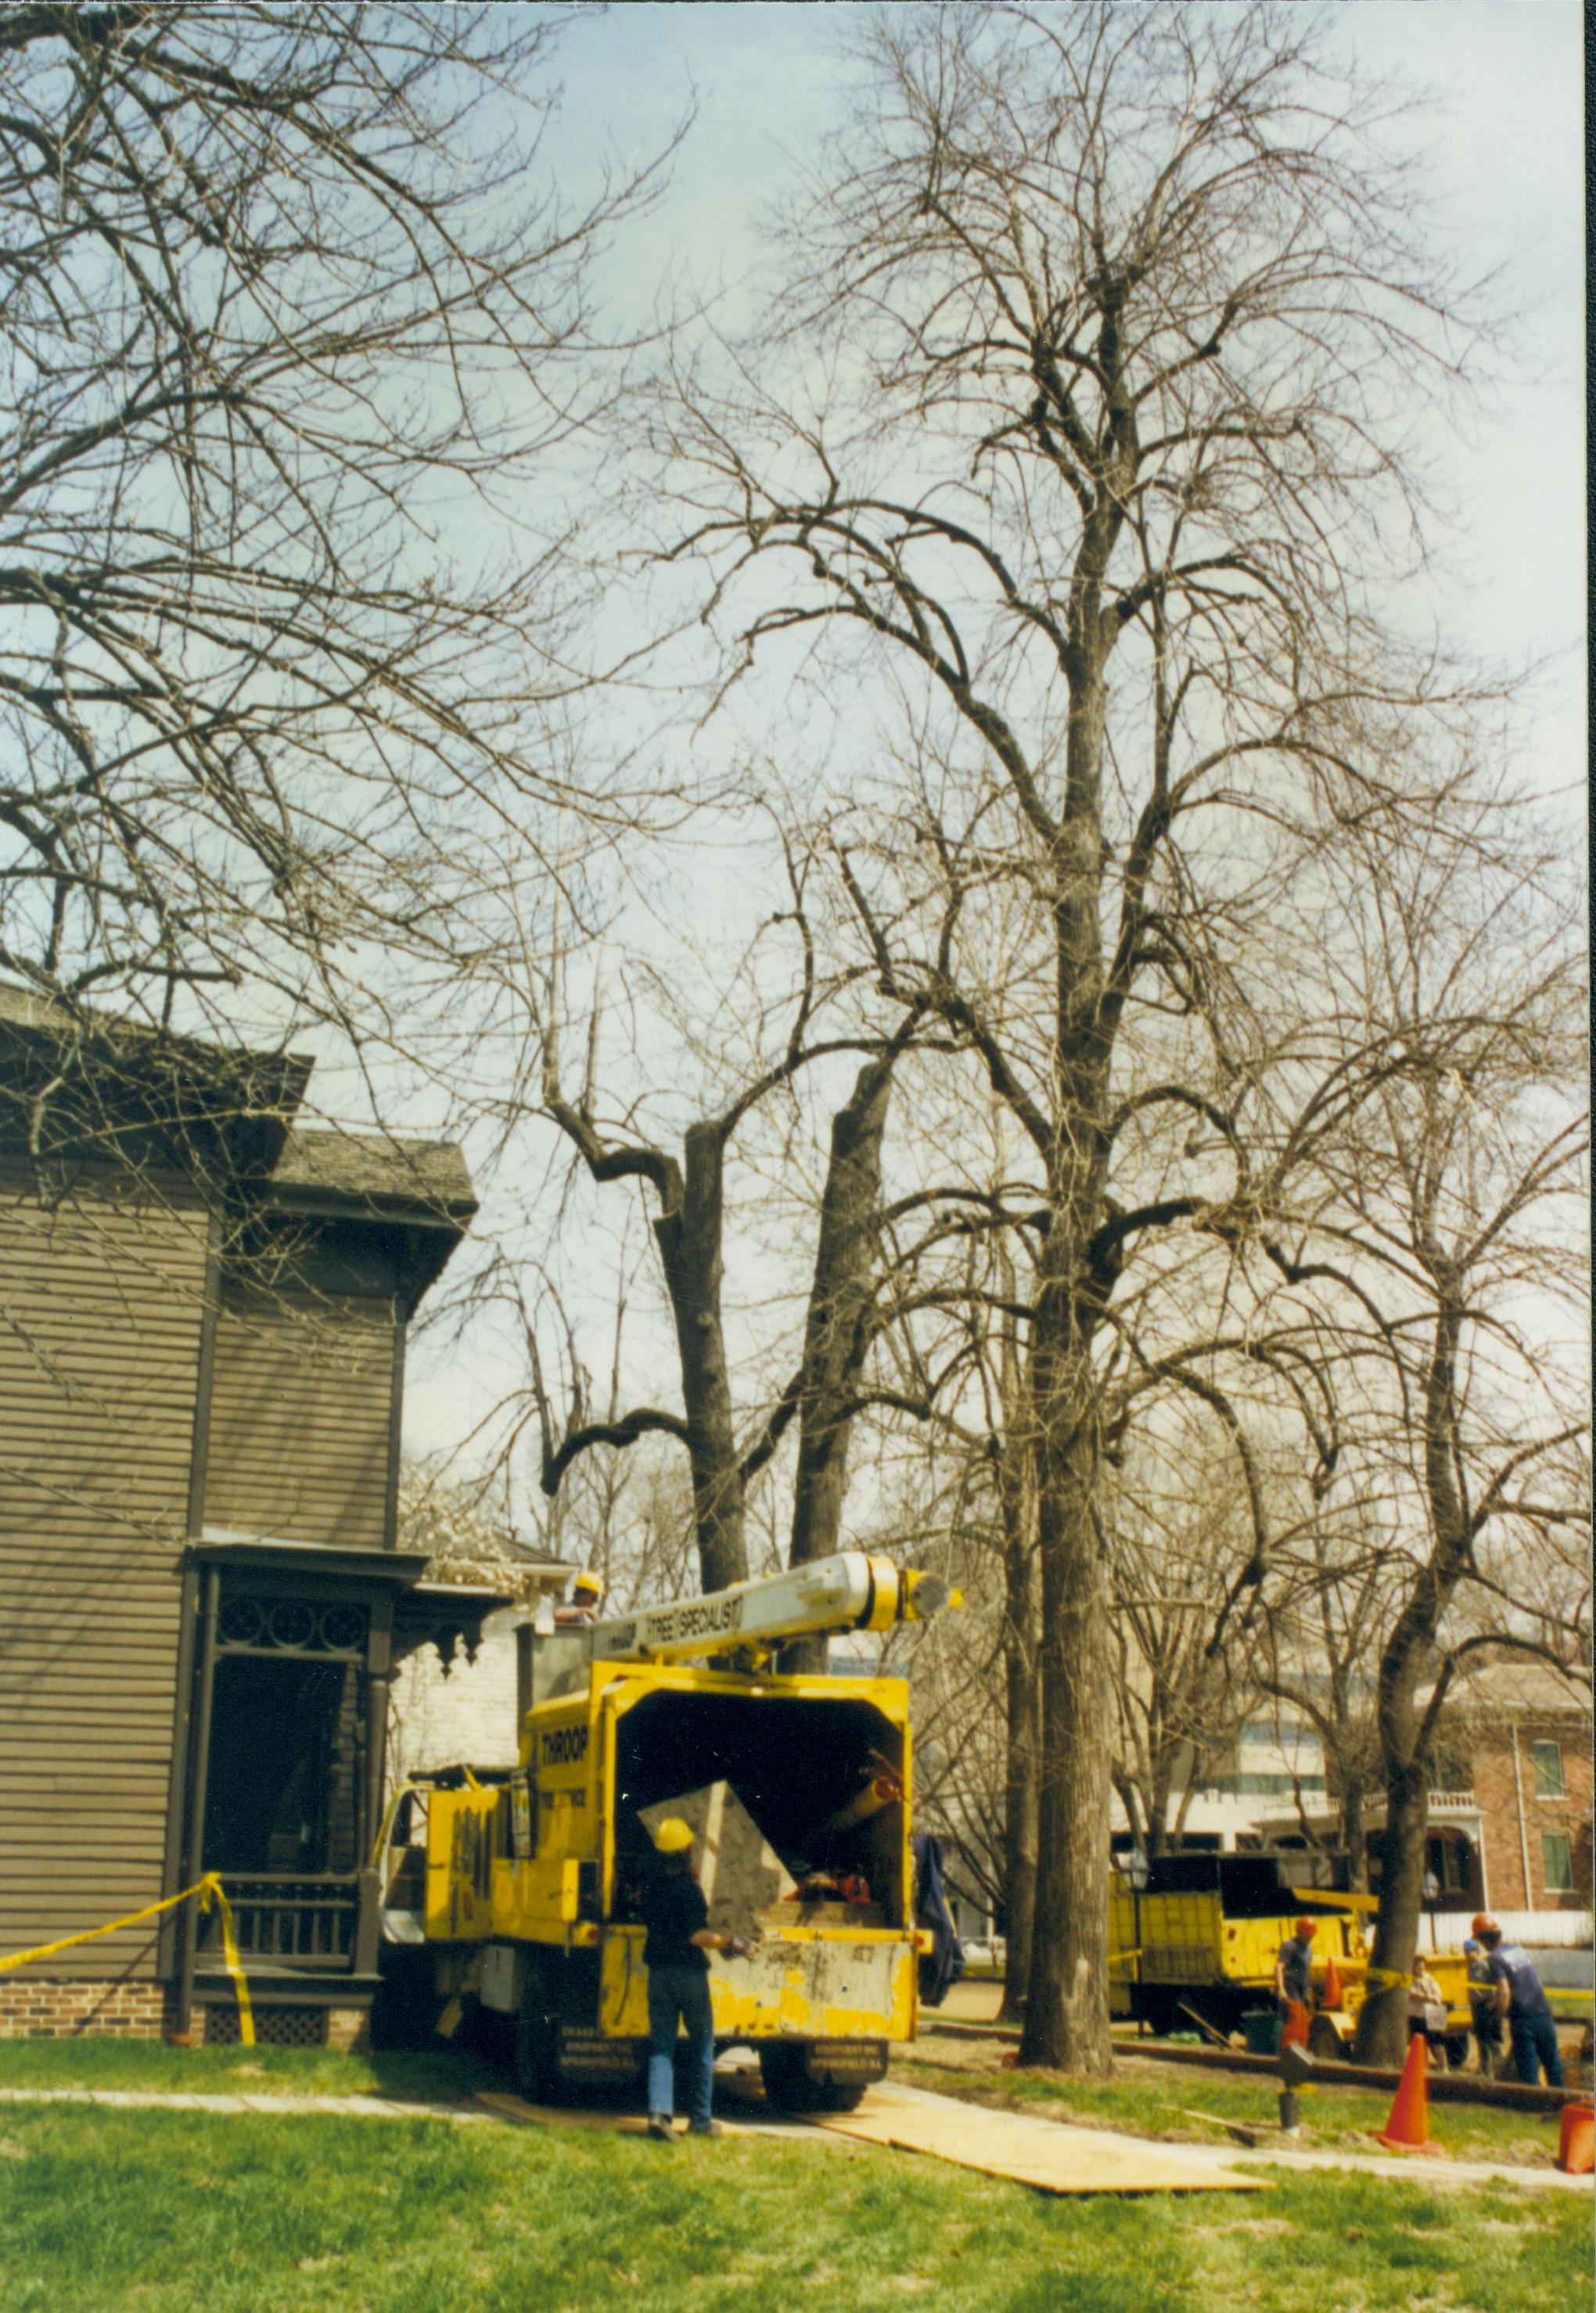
[
  {"xmin": 204, "ymin": 1286, "xmax": 395, "ymax": 1549},
  {"xmin": 0, "ymin": 1162, "xmax": 208, "ymax": 1975}
]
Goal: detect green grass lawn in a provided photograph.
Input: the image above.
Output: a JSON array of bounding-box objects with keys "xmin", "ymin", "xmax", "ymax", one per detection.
[
  {"xmin": 0, "ymin": 2080, "xmax": 1590, "ymax": 2313},
  {"xmin": 0, "ymin": 2034, "xmax": 493, "ymax": 2103}
]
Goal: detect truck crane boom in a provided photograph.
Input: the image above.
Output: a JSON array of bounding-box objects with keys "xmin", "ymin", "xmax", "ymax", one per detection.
[{"xmin": 576, "ymin": 1550, "xmax": 956, "ymax": 1667}]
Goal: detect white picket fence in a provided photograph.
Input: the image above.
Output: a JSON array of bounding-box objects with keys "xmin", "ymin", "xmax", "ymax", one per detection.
[{"xmin": 1426, "ymin": 1908, "xmax": 1592, "ymax": 1950}]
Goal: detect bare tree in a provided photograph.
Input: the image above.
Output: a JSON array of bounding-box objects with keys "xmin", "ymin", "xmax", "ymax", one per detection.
[
  {"xmin": 649, "ymin": 4, "xmax": 1492, "ymax": 2069},
  {"xmin": 1304, "ymin": 828, "xmax": 1589, "ymax": 2063},
  {"xmin": 472, "ymin": 857, "xmax": 929, "ymax": 1595},
  {"xmin": 0, "ymin": 3, "xmax": 674, "ymax": 1086},
  {"xmin": 1099, "ymin": 1425, "xmax": 1263, "ymax": 1865},
  {"xmin": 1253, "ymin": 1504, "xmax": 1392, "ymax": 1890}
]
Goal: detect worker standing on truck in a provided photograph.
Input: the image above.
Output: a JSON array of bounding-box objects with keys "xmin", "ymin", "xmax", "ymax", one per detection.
[
  {"xmin": 553, "ymin": 1570, "xmax": 604, "ymax": 1628},
  {"xmin": 1274, "ymin": 1917, "xmax": 1317, "ymax": 2050},
  {"xmin": 1474, "ymin": 1914, "xmax": 1565, "ymax": 2088},
  {"xmin": 638, "ymin": 1818, "xmax": 749, "ymax": 2140}
]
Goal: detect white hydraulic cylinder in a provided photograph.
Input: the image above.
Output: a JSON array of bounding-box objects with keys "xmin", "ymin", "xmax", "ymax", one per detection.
[{"xmin": 579, "ymin": 1550, "xmax": 951, "ymax": 1667}]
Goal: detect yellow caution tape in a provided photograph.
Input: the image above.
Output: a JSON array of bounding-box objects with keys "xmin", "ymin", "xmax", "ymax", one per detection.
[
  {"xmin": 0, "ymin": 1873, "xmax": 254, "ymax": 2046},
  {"xmin": 201, "ymin": 1879, "xmax": 254, "ymax": 2049},
  {"xmin": 1363, "ymin": 1965, "xmax": 1411, "ymax": 1991}
]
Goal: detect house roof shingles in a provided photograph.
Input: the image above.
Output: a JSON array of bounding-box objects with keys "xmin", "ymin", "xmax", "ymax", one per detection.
[{"xmin": 270, "ymin": 1126, "xmax": 476, "ymax": 1226}]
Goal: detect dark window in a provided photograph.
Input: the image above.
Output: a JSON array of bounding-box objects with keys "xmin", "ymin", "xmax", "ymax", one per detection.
[
  {"xmin": 1542, "ymin": 1833, "xmax": 1573, "ymax": 1894},
  {"xmin": 1531, "ymin": 1741, "xmax": 1565, "ymax": 1798}
]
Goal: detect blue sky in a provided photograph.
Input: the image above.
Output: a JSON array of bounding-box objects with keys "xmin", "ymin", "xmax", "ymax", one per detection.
[{"xmin": 538, "ymin": 2, "xmax": 1584, "ymax": 750}]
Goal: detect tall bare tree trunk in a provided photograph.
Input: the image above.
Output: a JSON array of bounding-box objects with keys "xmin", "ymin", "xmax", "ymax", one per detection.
[
  {"xmin": 995, "ymin": 1257, "xmax": 1040, "ymax": 2023},
  {"xmin": 780, "ymin": 1056, "xmax": 895, "ymax": 1671},
  {"xmin": 1354, "ymin": 1273, "xmax": 1464, "ymax": 2066},
  {"xmin": 1001, "ymin": 1557, "xmax": 1041, "ymax": 2023},
  {"xmin": 1019, "ymin": 1265, "xmax": 1114, "ymax": 2073},
  {"xmin": 654, "ymin": 1122, "xmax": 748, "ymax": 1594}
]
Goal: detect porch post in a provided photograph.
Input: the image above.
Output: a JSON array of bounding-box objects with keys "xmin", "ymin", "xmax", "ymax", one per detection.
[{"xmin": 174, "ymin": 1563, "xmax": 221, "ymax": 2038}]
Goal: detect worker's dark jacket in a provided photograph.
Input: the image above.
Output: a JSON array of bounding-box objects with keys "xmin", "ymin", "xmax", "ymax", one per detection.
[
  {"xmin": 1277, "ymin": 1937, "xmax": 1313, "ymax": 2003},
  {"xmin": 1486, "ymin": 1941, "xmax": 1551, "ymax": 2020},
  {"xmin": 638, "ymin": 1867, "xmax": 710, "ymax": 1974},
  {"xmin": 911, "ymin": 1833, "xmax": 965, "ymax": 2008}
]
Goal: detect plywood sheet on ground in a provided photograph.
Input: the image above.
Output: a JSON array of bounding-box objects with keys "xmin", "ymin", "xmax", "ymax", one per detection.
[{"xmin": 814, "ymin": 2084, "xmax": 1264, "ymax": 2196}]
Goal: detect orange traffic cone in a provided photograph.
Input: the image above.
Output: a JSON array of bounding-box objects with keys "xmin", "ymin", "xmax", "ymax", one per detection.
[
  {"xmin": 1555, "ymin": 2099, "xmax": 1594, "ymax": 2176},
  {"xmin": 1323, "ymin": 1956, "xmax": 1343, "ymax": 2009},
  {"xmin": 1372, "ymin": 2034, "xmax": 1442, "ymax": 2155}
]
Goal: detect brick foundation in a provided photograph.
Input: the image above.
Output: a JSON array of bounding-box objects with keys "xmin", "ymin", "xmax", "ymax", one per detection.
[
  {"xmin": 0, "ymin": 1977, "xmax": 170, "ymax": 2040},
  {"xmin": 325, "ymin": 2006, "xmax": 371, "ymax": 2054}
]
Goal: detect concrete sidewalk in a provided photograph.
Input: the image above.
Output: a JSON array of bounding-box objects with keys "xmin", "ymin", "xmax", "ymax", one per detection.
[{"xmin": 1211, "ymin": 2137, "xmax": 1594, "ymax": 2196}]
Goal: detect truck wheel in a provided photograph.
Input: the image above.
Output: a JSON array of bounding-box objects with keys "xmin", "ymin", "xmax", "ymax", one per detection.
[
  {"xmin": 514, "ymin": 1986, "xmax": 566, "ymax": 2105},
  {"xmin": 1444, "ymin": 2034, "xmax": 1470, "ymax": 2071},
  {"xmin": 1138, "ymin": 1991, "xmax": 1178, "ymax": 2038},
  {"xmin": 757, "ymin": 2043, "xmax": 867, "ymax": 2114}
]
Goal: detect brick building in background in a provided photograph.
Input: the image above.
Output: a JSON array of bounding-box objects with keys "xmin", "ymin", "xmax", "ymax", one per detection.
[{"xmin": 1447, "ymin": 1660, "xmax": 1593, "ymax": 1915}]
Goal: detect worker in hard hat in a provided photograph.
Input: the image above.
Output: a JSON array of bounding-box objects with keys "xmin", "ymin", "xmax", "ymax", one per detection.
[
  {"xmin": 638, "ymin": 1817, "xmax": 750, "ymax": 2140},
  {"xmin": 1474, "ymin": 1914, "xmax": 1564, "ymax": 2088},
  {"xmin": 1274, "ymin": 1917, "xmax": 1317, "ymax": 2051},
  {"xmin": 553, "ymin": 1570, "xmax": 604, "ymax": 1628}
]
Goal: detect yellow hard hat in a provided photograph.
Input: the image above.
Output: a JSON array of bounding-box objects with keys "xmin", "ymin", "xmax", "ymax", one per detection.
[
  {"xmin": 652, "ymin": 1817, "xmax": 694, "ymax": 1854},
  {"xmin": 572, "ymin": 1570, "xmax": 602, "ymax": 1599}
]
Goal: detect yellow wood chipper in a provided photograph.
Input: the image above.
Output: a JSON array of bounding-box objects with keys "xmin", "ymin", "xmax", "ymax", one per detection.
[{"xmin": 376, "ymin": 1552, "xmax": 957, "ymax": 2110}]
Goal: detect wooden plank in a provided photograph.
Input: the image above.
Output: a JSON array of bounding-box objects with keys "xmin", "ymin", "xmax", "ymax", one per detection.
[{"xmin": 813, "ymin": 2087, "xmax": 1264, "ymax": 2196}]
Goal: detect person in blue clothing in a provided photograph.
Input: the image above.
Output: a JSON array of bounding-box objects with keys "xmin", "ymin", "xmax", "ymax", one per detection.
[
  {"xmin": 1473, "ymin": 1913, "xmax": 1564, "ymax": 2088},
  {"xmin": 636, "ymin": 1818, "xmax": 750, "ymax": 2140}
]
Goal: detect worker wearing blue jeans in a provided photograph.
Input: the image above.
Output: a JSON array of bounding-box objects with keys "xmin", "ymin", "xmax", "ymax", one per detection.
[
  {"xmin": 646, "ymin": 1962, "xmax": 716, "ymax": 2134},
  {"xmin": 637, "ymin": 1817, "xmax": 749, "ymax": 2139},
  {"xmin": 1476, "ymin": 1916, "xmax": 1565, "ymax": 2089}
]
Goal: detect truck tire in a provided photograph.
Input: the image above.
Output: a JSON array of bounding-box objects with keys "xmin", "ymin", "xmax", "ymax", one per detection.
[
  {"xmin": 1135, "ymin": 1990, "xmax": 1179, "ymax": 2038},
  {"xmin": 368, "ymin": 1948, "xmax": 439, "ymax": 2051},
  {"xmin": 757, "ymin": 2042, "xmax": 868, "ymax": 2114},
  {"xmin": 514, "ymin": 1983, "xmax": 566, "ymax": 2104}
]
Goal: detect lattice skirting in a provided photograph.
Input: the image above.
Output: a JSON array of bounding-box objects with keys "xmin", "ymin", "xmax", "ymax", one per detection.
[
  {"xmin": 202, "ymin": 2002, "xmax": 369, "ymax": 2051},
  {"xmin": 204, "ymin": 2002, "xmax": 325, "ymax": 2049}
]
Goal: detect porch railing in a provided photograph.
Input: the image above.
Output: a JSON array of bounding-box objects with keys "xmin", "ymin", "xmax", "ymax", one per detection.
[{"xmin": 196, "ymin": 1874, "xmax": 363, "ymax": 1971}]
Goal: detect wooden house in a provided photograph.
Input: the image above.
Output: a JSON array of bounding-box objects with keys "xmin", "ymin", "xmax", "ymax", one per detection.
[{"xmin": 0, "ymin": 986, "xmax": 498, "ymax": 2044}]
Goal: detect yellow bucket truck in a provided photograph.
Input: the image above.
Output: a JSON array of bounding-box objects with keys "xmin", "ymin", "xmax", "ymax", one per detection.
[{"xmin": 377, "ymin": 1552, "xmax": 955, "ymax": 2110}]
